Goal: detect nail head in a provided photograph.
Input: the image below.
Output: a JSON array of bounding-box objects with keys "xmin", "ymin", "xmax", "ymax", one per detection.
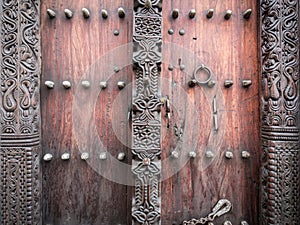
[
  {"xmin": 47, "ymin": 9, "xmax": 56, "ymax": 19},
  {"xmin": 64, "ymin": 9, "xmax": 73, "ymax": 19}
]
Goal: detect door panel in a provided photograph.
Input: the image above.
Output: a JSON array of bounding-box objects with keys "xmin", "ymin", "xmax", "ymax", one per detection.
[
  {"xmin": 160, "ymin": 1, "xmax": 259, "ymax": 224},
  {"xmin": 41, "ymin": 0, "xmax": 259, "ymax": 224},
  {"xmin": 41, "ymin": 1, "xmax": 133, "ymax": 224}
]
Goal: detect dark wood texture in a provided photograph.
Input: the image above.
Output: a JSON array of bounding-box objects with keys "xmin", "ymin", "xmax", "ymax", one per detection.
[
  {"xmin": 161, "ymin": 0, "xmax": 260, "ymax": 224},
  {"xmin": 40, "ymin": 1, "xmax": 133, "ymax": 224},
  {"xmin": 0, "ymin": 0, "xmax": 42, "ymax": 224},
  {"xmin": 259, "ymin": 0, "xmax": 300, "ymax": 224}
]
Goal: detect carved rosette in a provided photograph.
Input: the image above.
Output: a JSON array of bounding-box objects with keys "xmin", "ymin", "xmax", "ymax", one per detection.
[
  {"xmin": 132, "ymin": 1, "xmax": 162, "ymax": 224},
  {"xmin": 0, "ymin": 0, "xmax": 41, "ymax": 224},
  {"xmin": 260, "ymin": 0, "xmax": 300, "ymax": 224}
]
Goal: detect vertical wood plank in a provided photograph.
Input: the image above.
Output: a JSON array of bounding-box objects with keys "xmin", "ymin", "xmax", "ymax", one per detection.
[{"xmin": 41, "ymin": 0, "xmax": 133, "ymax": 224}]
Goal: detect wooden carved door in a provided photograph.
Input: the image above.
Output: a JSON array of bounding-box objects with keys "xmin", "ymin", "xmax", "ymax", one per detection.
[{"xmin": 0, "ymin": 0, "xmax": 299, "ymax": 225}]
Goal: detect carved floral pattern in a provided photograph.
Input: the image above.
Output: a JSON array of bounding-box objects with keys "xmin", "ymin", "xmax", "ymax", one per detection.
[{"xmin": 132, "ymin": 1, "xmax": 162, "ymax": 224}]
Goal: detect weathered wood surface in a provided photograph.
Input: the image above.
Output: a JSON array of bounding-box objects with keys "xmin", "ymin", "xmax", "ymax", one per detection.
[
  {"xmin": 41, "ymin": 0, "xmax": 260, "ymax": 224},
  {"xmin": 161, "ymin": 0, "xmax": 260, "ymax": 224},
  {"xmin": 41, "ymin": 1, "xmax": 133, "ymax": 224}
]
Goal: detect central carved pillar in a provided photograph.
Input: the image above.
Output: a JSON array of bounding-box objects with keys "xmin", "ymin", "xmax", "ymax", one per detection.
[{"xmin": 131, "ymin": 0, "xmax": 162, "ymax": 224}]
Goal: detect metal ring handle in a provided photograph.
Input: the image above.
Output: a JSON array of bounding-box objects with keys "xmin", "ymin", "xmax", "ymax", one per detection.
[{"xmin": 193, "ymin": 64, "xmax": 212, "ymax": 85}]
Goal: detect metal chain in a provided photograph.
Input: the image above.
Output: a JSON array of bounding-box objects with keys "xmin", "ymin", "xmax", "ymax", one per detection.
[{"xmin": 182, "ymin": 199, "xmax": 232, "ymax": 225}]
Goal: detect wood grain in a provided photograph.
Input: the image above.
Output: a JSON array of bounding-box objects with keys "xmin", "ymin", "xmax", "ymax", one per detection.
[
  {"xmin": 41, "ymin": 0, "xmax": 260, "ymax": 224},
  {"xmin": 161, "ymin": 0, "xmax": 260, "ymax": 224},
  {"xmin": 41, "ymin": 1, "xmax": 133, "ymax": 224}
]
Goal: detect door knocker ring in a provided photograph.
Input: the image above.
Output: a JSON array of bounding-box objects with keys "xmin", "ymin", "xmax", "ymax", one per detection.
[{"xmin": 189, "ymin": 64, "xmax": 215, "ymax": 88}]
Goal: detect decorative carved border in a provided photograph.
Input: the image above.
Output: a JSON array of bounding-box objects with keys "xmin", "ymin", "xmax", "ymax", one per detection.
[
  {"xmin": 260, "ymin": 0, "xmax": 300, "ymax": 224},
  {"xmin": 0, "ymin": 0, "xmax": 41, "ymax": 224},
  {"xmin": 132, "ymin": 1, "xmax": 162, "ymax": 224}
]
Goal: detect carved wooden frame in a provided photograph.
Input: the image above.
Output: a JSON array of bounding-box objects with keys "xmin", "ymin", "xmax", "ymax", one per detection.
[
  {"xmin": 0, "ymin": 0, "xmax": 299, "ymax": 224},
  {"xmin": 259, "ymin": 0, "xmax": 299, "ymax": 224},
  {"xmin": 0, "ymin": 0, "xmax": 41, "ymax": 224}
]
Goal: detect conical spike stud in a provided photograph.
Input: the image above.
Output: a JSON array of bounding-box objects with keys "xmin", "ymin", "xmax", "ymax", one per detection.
[
  {"xmin": 82, "ymin": 8, "xmax": 90, "ymax": 18},
  {"xmin": 243, "ymin": 9, "xmax": 252, "ymax": 19},
  {"xmin": 118, "ymin": 7, "xmax": 125, "ymax": 18},
  {"xmin": 64, "ymin": 9, "xmax": 73, "ymax": 19},
  {"xmin": 47, "ymin": 9, "xmax": 56, "ymax": 19}
]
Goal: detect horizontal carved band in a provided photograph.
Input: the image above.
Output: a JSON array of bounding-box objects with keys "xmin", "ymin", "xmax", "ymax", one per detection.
[{"xmin": 0, "ymin": 134, "xmax": 40, "ymax": 147}]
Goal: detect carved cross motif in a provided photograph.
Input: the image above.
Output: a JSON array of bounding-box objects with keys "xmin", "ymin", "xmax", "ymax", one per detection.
[{"xmin": 132, "ymin": 0, "xmax": 162, "ymax": 224}]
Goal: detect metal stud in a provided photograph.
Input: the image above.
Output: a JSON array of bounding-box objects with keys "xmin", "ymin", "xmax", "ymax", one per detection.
[
  {"xmin": 117, "ymin": 152, "xmax": 126, "ymax": 161},
  {"xmin": 205, "ymin": 151, "xmax": 215, "ymax": 158},
  {"xmin": 81, "ymin": 152, "xmax": 89, "ymax": 160},
  {"xmin": 223, "ymin": 221, "xmax": 233, "ymax": 225},
  {"xmin": 62, "ymin": 81, "xmax": 71, "ymax": 89},
  {"xmin": 45, "ymin": 81, "xmax": 55, "ymax": 89},
  {"xmin": 47, "ymin": 9, "xmax": 56, "ymax": 19},
  {"xmin": 168, "ymin": 28, "xmax": 174, "ymax": 35},
  {"xmin": 189, "ymin": 9, "xmax": 196, "ymax": 19},
  {"xmin": 242, "ymin": 151, "xmax": 251, "ymax": 159},
  {"xmin": 43, "ymin": 153, "xmax": 53, "ymax": 162},
  {"xmin": 225, "ymin": 151, "xmax": 233, "ymax": 159},
  {"xmin": 114, "ymin": 29, "xmax": 120, "ymax": 36},
  {"xmin": 117, "ymin": 81, "xmax": 126, "ymax": 89},
  {"xmin": 188, "ymin": 79, "xmax": 197, "ymax": 88},
  {"xmin": 243, "ymin": 9, "xmax": 252, "ymax": 19},
  {"xmin": 180, "ymin": 64, "xmax": 185, "ymax": 71},
  {"xmin": 82, "ymin": 8, "xmax": 90, "ymax": 19},
  {"xmin": 242, "ymin": 80, "xmax": 252, "ymax": 87},
  {"xmin": 189, "ymin": 151, "xmax": 197, "ymax": 158},
  {"xmin": 101, "ymin": 9, "xmax": 108, "ymax": 19},
  {"xmin": 224, "ymin": 79, "xmax": 233, "ymax": 88},
  {"xmin": 143, "ymin": 157, "xmax": 151, "ymax": 166},
  {"xmin": 114, "ymin": 66, "xmax": 120, "ymax": 73},
  {"xmin": 64, "ymin": 9, "xmax": 73, "ymax": 19},
  {"xmin": 206, "ymin": 9, "xmax": 214, "ymax": 19},
  {"xmin": 81, "ymin": 80, "xmax": 90, "ymax": 88},
  {"xmin": 99, "ymin": 152, "xmax": 107, "ymax": 160},
  {"xmin": 241, "ymin": 221, "xmax": 249, "ymax": 225},
  {"xmin": 224, "ymin": 10, "xmax": 232, "ymax": 20},
  {"xmin": 168, "ymin": 64, "xmax": 174, "ymax": 71},
  {"xmin": 99, "ymin": 81, "xmax": 107, "ymax": 89},
  {"xmin": 118, "ymin": 7, "xmax": 126, "ymax": 18},
  {"xmin": 171, "ymin": 150, "xmax": 179, "ymax": 159},
  {"xmin": 207, "ymin": 80, "xmax": 216, "ymax": 88},
  {"xmin": 179, "ymin": 29, "xmax": 185, "ymax": 36},
  {"xmin": 172, "ymin": 9, "xmax": 179, "ymax": 19},
  {"xmin": 208, "ymin": 223, "xmax": 214, "ymax": 225},
  {"xmin": 61, "ymin": 153, "xmax": 70, "ymax": 160}
]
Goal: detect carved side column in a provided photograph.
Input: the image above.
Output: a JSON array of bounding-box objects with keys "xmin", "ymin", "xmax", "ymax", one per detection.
[
  {"xmin": 0, "ymin": 0, "xmax": 41, "ymax": 224},
  {"xmin": 260, "ymin": 0, "xmax": 300, "ymax": 224},
  {"xmin": 131, "ymin": 0, "xmax": 162, "ymax": 224}
]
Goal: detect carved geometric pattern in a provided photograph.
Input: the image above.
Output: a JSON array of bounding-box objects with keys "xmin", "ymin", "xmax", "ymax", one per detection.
[
  {"xmin": 261, "ymin": 141, "xmax": 300, "ymax": 225},
  {"xmin": 132, "ymin": 124, "xmax": 161, "ymax": 150},
  {"xmin": 260, "ymin": 0, "xmax": 300, "ymax": 224},
  {"xmin": 134, "ymin": 16, "xmax": 162, "ymax": 38},
  {"xmin": 0, "ymin": 147, "xmax": 40, "ymax": 224},
  {"xmin": 132, "ymin": 1, "xmax": 162, "ymax": 224},
  {"xmin": 0, "ymin": 0, "xmax": 41, "ymax": 224}
]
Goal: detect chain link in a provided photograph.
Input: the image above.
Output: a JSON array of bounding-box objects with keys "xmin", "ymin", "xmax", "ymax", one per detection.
[{"xmin": 182, "ymin": 199, "xmax": 232, "ymax": 225}]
